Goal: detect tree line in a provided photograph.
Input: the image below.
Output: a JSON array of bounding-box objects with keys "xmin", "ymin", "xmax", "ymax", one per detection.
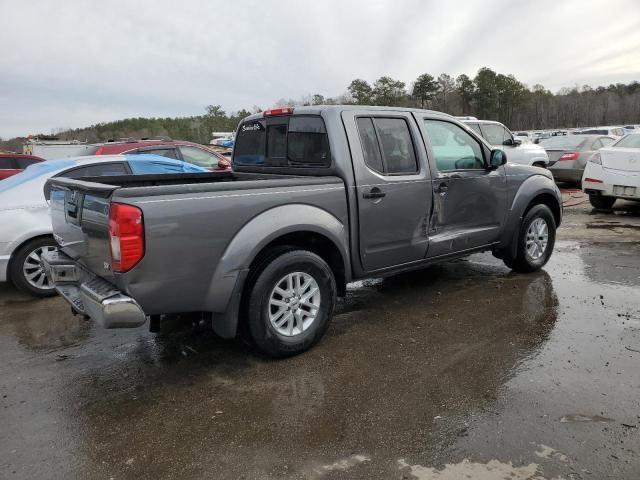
[
  {"xmin": 332, "ymin": 68, "xmax": 640, "ymax": 130},
  {"xmin": 2, "ymin": 66, "xmax": 640, "ymax": 152}
]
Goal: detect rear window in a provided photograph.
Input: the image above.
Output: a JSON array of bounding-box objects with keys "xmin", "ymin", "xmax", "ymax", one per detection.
[
  {"xmin": 539, "ymin": 136, "xmax": 586, "ymax": 149},
  {"xmin": 234, "ymin": 115, "xmax": 330, "ymax": 168},
  {"xmin": 613, "ymin": 134, "xmax": 640, "ymax": 148}
]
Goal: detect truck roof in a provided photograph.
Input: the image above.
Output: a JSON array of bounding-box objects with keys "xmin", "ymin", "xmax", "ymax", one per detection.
[{"xmin": 242, "ymin": 105, "xmax": 450, "ymax": 122}]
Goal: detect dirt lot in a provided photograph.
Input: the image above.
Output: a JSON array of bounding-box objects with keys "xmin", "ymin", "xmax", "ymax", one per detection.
[{"xmin": 1, "ymin": 193, "xmax": 639, "ymax": 479}]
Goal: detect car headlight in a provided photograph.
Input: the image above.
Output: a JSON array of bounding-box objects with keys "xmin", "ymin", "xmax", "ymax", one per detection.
[{"xmin": 589, "ymin": 152, "xmax": 602, "ymax": 164}]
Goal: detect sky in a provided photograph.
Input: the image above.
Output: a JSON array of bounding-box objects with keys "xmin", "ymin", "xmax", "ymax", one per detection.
[{"xmin": 1, "ymin": 0, "xmax": 640, "ymax": 139}]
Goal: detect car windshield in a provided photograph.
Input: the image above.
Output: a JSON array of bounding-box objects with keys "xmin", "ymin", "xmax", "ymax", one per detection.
[
  {"xmin": 0, "ymin": 159, "xmax": 73, "ymax": 193},
  {"xmin": 612, "ymin": 134, "xmax": 640, "ymax": 148},
  {"xmin": 539, "ymin": 136, "xmax": 585, "ymax": 149}
]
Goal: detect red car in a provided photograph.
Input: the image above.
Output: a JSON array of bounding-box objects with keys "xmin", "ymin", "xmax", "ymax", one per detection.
[
  {"xmin": 93, "ymin": 139, "xmax": 231, "ymax": 171},
  {"xmin": 0, "ymin": 153, "xmax": 45, "ymax": 180}
]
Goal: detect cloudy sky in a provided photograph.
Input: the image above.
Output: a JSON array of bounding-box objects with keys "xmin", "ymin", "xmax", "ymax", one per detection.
[{"xmin": 2, "ymin": 0, "xmax": 640, "ymax": 138}]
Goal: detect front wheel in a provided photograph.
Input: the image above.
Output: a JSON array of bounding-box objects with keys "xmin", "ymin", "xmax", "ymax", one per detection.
[
  {"xmin": 244, "ymin": 250, "xmax": 336, "ymax": 358},
  {"xmin": 589, "ymin": 195, "xmax": 616, "ymax": 210},
  {"xmin": 503, "ymin": 204, "xmax": 556, "ymax": 273},
  {"xmin": 10, "ymin": 237, "xmax": 58, "ymax": 297}
]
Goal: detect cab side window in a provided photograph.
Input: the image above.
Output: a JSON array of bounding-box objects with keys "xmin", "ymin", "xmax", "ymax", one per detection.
[
  {"xmin": 423, "ymin": 120, "xmax": 485, "ymax": 171},
  {"xmin": 356, "ymin": 117, "xmax": 418, "ymax": 175}
]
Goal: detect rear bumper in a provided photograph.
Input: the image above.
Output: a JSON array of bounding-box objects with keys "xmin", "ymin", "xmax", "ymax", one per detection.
[
  {"xmin": 41, "ymin": 250, "xmax": 146, "ymax": 328},
  {"xmin": 549, "ymin": 163, "xmax": 583, "ymax": 182},
  {"xmin": 582, "ymin": 164, "xmax": 640, "ymax": 199}
]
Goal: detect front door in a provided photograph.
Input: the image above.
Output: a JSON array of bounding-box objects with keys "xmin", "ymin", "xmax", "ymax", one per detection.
[
  {"xmin": 414, "ymin": 115, "xmax": 507, "ymax": 258},
  {"xmin": 342, "ymin": 111, "xmax": 432, "ymax": 272}
]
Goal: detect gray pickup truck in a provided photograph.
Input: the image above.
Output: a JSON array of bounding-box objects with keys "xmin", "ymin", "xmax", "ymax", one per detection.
[{"xmin": 42, "ymin": 106, "xmax": 562, "ymax": 357}]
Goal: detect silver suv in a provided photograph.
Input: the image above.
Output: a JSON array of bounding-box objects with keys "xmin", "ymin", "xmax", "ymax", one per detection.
[{"xmin": 461, "ymin": 118, "xmax": 549, "ymax": 167}]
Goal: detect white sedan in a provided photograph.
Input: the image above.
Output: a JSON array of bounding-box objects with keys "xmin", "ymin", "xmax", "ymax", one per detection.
[
  {"xmin": 0, "ymin": 155, "xmax": 207, "ymax": 297},
  {"xmin": 582, "ymin": 134, "xmax": 640, "ymax": 209}
]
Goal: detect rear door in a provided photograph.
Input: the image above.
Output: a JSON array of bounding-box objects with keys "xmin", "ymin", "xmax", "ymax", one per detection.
[
  {"xmin": 414, "ymin": 115, "xmax": 507, "ymax": 257},
  {"xmin": 342, "ymin": 111, "xmax": 432, "ymax": 272}
]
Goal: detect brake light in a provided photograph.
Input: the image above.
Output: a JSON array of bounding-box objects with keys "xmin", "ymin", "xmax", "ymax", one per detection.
[
  {"xmin": 584, "ymin": 177, "xmax": 603, "ymax": 184},
  {"xmin": 95, "ymin": 147, "xmax": 105, "ymax": 155},
  {"xmin": 108, "ymin": 203, "xmax": 144, "ymax": 272},
  {"xmin": 263, "ymin": 107, "xmax": 294, "ymax": 117},
  {"xmin": 589, "ymin": 152, "xmax": 602, "ymax": 165},
  {"xmin": 559, "ymin": 152, "xmax": 579, "ymax": 161}
]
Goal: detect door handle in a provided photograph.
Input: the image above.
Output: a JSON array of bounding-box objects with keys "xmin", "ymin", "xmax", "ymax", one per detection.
[
  {"xmin": 435, "ymin": 182, "xmax": 449, "ymax": 194},
  {"xmin": 363, "ymin": 187, "xmax": 386, "ymax": 199}
]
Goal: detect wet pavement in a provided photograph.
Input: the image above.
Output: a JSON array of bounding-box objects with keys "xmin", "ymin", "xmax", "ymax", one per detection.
[{"xmin": 1, "ymin": 196, "xmax": 640, "ymax": 479}]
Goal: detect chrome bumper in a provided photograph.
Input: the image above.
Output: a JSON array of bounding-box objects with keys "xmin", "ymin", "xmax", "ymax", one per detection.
[{"xmin": 41, "ymin": 250, "xmax": 146, "ymax": 328}]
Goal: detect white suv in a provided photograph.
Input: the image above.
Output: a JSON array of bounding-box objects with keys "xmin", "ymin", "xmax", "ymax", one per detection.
[{"xmin": 462, "ymin": 119, "xmax": 549, "ymax": 167}]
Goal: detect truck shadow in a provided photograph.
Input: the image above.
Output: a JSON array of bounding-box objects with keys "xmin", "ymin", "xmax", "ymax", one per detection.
[{"xmin": 53, "ymin": 258, "xmax": 559, "ymax": 478}]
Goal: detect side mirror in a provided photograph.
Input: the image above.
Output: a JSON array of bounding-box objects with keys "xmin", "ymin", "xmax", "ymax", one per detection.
[
  {"xmin": 513, "ymin": 137, "xmax": 522, "ymax": 146},
  {"xmin": 489, "ymin": 149, "xmax": 507, "ymax": 169},
  {"xmin": 502, "ymin": 137, "xmax": 514, "ymax": 146}
]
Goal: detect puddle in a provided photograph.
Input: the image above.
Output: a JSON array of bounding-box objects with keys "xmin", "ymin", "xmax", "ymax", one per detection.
[{"xmin": 559, "ymin": 414, "xmax": 614, "ymax": 424}]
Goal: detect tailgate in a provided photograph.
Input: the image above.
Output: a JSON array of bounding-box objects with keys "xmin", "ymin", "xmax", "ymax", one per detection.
[
  {"xmin": 601, "ymin": 148, "xmax": 640, "ymax": 172},
  {"xmin": 47, "ymin": 178, "xmax": 119, "ymax": 281}
]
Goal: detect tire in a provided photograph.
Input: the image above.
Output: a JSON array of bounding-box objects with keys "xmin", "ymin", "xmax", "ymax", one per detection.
[
  {"xmin": 589, "ymin": 195, "xmax": 616, "ymax": 210},
  {"xmin": 503, "ymin": 204, "xmax": 556, "ymax": 273},
  {"xmin": 10, "ymin": 237, "xmax": 58, "ymax": 297},
  {"xmin": 243, "ymin": 250, "xmax": 336, "ymax": 358}
]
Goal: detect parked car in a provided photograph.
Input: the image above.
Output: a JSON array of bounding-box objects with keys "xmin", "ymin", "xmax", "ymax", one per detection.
[
  {"xmin": 0, "ymin": 155, "xmax": 207, "ymax": 297},
  {"xmin": 0, "ymin": 153, "xmax": 45, "ymax": 180},
  {"xmin": 92, "ymin": 139, "xmax": 231, "ymax": 171},
  {"xmin": 582, "ymin": 133, "xmax": 640, "ymax": 209},
  {"xmin": 540, "ymin": 134, "xmax": 616, "ymax": 182},
  {"xmin": 578, "ymin": 126, "xmax": 625, "ymax": 138},
  {"xmin": 462, "ymin": 120, "xmax": 550, "ymax": 167},
  {"xmin": 43, "ymin": 106, "xmax": 562, "ymax": 358}
]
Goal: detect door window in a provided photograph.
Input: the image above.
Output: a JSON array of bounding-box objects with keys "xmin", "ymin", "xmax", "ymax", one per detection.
[
  {"xmin": 355, "ymin": 117, "xmax": 418, "ymax": 175},
  {"xmin": 178, "ymin": 145, "xmax": 221, "ymax": 168},
  {"xmin": 480, "ymin": 123, "xmax": 512, "ymax": 145},
  {"xmin": 133, "ymin": 147, "xmax": 178, "ymax": 159},
  {"xmin": 15, "ymin": 157, "xmax": 40, "ymax": 169},
  {"xmin": 466, "ymin": 123, "xmax": 482, "ymax": 135},
  {"xmin": 0, "ymin": 157, "xmax": 15, "ymax": 169},
  {"xmin": 423, "ymin": 120, "xmax": 485, "ymax": 171}
]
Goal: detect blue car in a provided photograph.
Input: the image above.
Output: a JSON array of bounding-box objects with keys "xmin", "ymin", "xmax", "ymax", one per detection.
[{"xmin": 0, "ymin": 154, "xmax": 208, "ymax": 297}]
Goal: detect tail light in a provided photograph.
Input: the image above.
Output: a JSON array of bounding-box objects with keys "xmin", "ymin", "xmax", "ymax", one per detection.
[
  {"xmin": 589, "ymin": 152, "xmax": 602, "ymax": 164},
  {"xmin": 263, "ymin": 107, "xmax": 294, "ymax": 117},
  {"xmin": 108, "ymin": 203, "xmax": 144, "ymax": 272},
  {"xmin": 95, "ymin": 147, "xmax": 105, "ymax": 155},
  {"xmin": 559, "ymin": 152, "xmax": 579, "ymax": 161},
  {"xmin": 584, "ymin": 177, "xmax": 603, "ymax": 183}
]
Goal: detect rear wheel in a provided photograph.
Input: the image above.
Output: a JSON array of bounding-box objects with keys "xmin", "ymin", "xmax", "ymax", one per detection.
[
  {"xmin": 10, "ymin": 237, "xmax": 58, "ymax": 297},
  {"xmin": 503, "ymin": 204, "xmax": 556, "ymax": 273},
  {"xmin": 589, "ymin": 195, "xmax": 616, "ymax": 210},
  {"xmin": 243, "ymin": 250, "xmax": 336, "ymax": 358}
]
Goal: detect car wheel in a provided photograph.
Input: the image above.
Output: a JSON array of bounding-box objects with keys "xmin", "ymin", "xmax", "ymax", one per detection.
[
  {"xmin": 589, "ymin": 195, "xmax": 616, "ymax": 210},
  {"xmin": 244, "ymin": 250, "xmax": 336, "ymax": 358},
  {"xmin": 10, "ymin": 237, "xmax": 58, "ymax": 297},
  {"xmin": 504, "ymin": 204, "xmax": 556, "ymax": 273}
]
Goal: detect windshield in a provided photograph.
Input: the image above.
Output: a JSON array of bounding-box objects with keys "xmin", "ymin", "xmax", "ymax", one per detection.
[
  {"xmin": 612, "ymin": 134, "xmax": 640, "ymax": 148},
  {"xmin": 0, "ymin": 159, "xmax": 73, "ymax": 193},
  {"xmin": 539, "ymin": 136, "xmax": 586, "ymax": 149}
]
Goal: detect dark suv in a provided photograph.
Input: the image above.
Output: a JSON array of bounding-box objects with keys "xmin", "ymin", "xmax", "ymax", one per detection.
[{"xmin": 92, "ymin": 139, "xmax": 231, "ymax": 170}]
